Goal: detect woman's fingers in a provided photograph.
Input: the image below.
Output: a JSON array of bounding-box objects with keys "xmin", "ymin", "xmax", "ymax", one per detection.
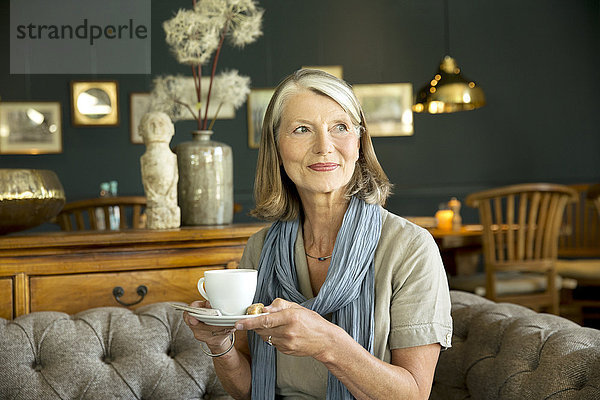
[
  {"xmin": 237, "ymin": 310, "xmax": 279, "ymax": 331},
  {"xmin": 234, "ymin": 299, "xmax": 337, "ymax": 357},
  {"xmin": 184, "ymin": 300, "xmax": 210, "ymax": 325},
  {"xmin": 236, "ymin": 298, "xmax": 298, "ymax": 331},
  {"xmin": 185, "ymin": 317, "xmax": 235, "ymax": 345},
  {"xmin": 190, "ymin": 299, "xmax": 211, "ymax": 308},
  {"xmin": 184, "ymin": 311, "xmax": 200, "ymax": 326},
  {"xmin": 263, "ymin": 297, "xmax": 301, "ymax": 313},
  {"xmin": 182, "ymin": 301, "xmax": 233, "ymax": 344}
]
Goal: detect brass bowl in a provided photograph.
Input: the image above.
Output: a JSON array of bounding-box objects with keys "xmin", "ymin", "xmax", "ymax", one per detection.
[{"xmin": 0, "ymin": 169, "xmax": 66, "ymax": 235}]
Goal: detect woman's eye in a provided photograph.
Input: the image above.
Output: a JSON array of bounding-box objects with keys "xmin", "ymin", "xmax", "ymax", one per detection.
[
  {"xmin": 334, "ymin": 124, "xmax": 349, "ymax": 133},
  {"xmin": 293, "ymin": 126, "xmax": 309, "ymax": 134}
]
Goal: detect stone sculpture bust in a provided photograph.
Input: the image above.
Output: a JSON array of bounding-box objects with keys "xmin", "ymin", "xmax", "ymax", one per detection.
[{"xmin": 139, "ymin": 112, "xmax": 180, "ymax": 229}]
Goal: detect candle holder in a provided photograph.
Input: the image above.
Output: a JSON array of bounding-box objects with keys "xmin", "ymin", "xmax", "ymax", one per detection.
[{"xmin": 435, "ymin": 209, "xmax": 454, "ymax": 231}]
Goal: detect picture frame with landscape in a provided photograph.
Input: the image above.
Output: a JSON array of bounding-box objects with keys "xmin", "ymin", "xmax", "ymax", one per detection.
[
  {"xmin": 0, "ymin": 102, "xmax": 62, "ymax": 154},
  {"xmin": 129, "ymin": 92, "xmax": 151, "ymax": 144},
  {"xmin": 247, "ymin": 88, "xmax": 274, "ymax": 149},
  {"xmin": 353, "ymin": 83, "xmax": 414, "ymax": 137}
]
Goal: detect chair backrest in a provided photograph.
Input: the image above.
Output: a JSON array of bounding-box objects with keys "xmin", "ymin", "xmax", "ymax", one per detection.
[
  {"xmin": 56, "ymin": 196, "xmax": 147, "ymax": 231},
  {"xmin": 559, "ymin": 183, "xmax": 600, "ymax": 258},
  {"xmin": 465, "ymin": 183, "xmax": 578, "ymax": 313},
  {"xmin": 591, "ymin": 184, "xmax": 600, "ymax": 218}
]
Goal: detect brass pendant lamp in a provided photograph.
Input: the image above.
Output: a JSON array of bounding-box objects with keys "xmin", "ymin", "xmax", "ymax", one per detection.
[{"xmin": 413, "ymin": 0, "xmax": 485, "ymax": 114}]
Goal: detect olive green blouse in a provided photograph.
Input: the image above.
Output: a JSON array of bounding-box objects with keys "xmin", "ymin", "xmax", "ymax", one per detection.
[{"xmin": 239, "ymin": 207, "xmax": 452, "ymax": 399}]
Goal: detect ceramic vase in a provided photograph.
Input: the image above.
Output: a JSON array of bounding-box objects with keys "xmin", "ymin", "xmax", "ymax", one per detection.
[{"xmin": 174, "ymin": 130, "xmax": 233, "ymax": 225}]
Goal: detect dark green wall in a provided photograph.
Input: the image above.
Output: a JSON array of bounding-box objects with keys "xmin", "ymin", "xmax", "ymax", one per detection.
[{"xmin": 1, "ymin": 0, "xmax": 599, "ymax": 230}]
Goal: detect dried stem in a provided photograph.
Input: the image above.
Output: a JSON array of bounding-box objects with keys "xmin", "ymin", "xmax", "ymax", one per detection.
[
  {"xmin": 202, "ymin": 21, "xmax": 229, "ymax": 130},
  {"xmin": 191, "ymin": 0, "xmax": 202, "ymax": 130},
  {"xmin": 175, "ymin": 99, "xmax": 199, "ymax": 122},
  {"xmin": 208, "ymin": 103, "xmax": 223, "ymax": 131},
  {"xmin": 191, "ymin": 66, "xmax": 203, "ymax": 129}
]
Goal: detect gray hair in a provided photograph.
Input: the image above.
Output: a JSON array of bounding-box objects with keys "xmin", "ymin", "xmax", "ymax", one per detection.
[{"xmin": 270, "ymin": 70, "xmax": 364, "ymax": 140}]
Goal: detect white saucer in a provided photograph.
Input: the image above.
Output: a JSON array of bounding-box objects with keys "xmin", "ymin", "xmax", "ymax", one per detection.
[{"xmin": 188, "ymin": 312, "xmax": 267, "ymax": 326}]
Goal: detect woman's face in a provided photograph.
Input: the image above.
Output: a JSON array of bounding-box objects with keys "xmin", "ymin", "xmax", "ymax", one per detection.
[{"xmin": 277, "ymin": 89, "xmax": 360, "ymax": 199}]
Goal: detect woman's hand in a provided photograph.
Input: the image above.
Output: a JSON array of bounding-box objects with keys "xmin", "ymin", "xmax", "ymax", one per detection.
[
  {"xmin": 183, "ymin": 300, "xmax": 235, "ymax": 352},
  {"xmin": 183, "ymin": 300, "xmax": 253, "ymax": 399},
  {"xmin": 234, "ymin": 298, "xmax": 341, "ymax": 360}
]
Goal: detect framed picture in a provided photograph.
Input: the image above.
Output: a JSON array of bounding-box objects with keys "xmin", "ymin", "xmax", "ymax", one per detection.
[
  {"xmin": 301, "ymin": 65, "xmax": 344, "ymax": 79},
  {"xmin": 70, "ymin": 80, "xmax": 119, "ymax": 126},
  {"xmin": 129, "ymin": 92, "xmax": 151, "ymax": 144},
  {"xmin": 0, "ymin": 102, "xmax": 62, "ymax": 154},
  {"xmin": 247, "ymin": 88, "xmax": 274, "ymax": 149},
  {"xmin": 353, "ymin": 83, "xmax": 414, "ymax": 136}
]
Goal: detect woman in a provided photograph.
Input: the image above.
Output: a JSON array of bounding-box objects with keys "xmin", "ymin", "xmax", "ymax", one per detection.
[{"xmin": 184, "ymin": 69, "xmax": 452, "ymax": 399}]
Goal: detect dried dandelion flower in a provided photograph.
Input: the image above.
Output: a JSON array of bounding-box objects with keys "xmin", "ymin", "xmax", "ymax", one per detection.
[
  {"xmin": 229, "ymin": 6, "xmax": 264, "ymax": 47},
  {"xmin": 193, "ymin": 0, "xmax": 264, "ymax": 48},
  {"xmin": 212, "ymin": 70, "xmax": 251, "ymax": 110},
  {"xmin": 158, "ymin": 0, "xmax": 263, "ymax": 130},
  {"xmin": 149, "ymin": 75, "xmax": 198, "ymax": 121},
  {"xmin": 163, "ymin": 9, "xmax": 221, "ymax": 66}
]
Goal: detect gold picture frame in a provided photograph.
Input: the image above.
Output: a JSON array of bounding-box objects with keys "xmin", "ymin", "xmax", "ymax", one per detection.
[
  {"xmin": 0, "ymin": 102, "xmax": 62, "ymax": 154},
  {"xmin": 129, "ymin": 92, "xmax": 151, "ymax": 144},
  {"xmin": 70, "ymin": 80, "xmax": 119, "ymax": 126},
  {"xmin": 247, "ymin": 88, "xmax": 274, "ymax": 149},
  {"xmin": 354, "ymin": 83, "xmax": 414, "ymax": 137}
]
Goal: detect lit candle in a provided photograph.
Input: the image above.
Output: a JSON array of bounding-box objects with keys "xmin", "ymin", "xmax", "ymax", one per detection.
[{"xmin": 435, "ymin": 209, "xmax": 454, "ymax": 231}]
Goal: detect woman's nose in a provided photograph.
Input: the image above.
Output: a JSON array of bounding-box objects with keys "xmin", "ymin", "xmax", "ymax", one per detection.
[{"xmin": 312, "ymin": 127, "xmax": 333, "ymax": 154}]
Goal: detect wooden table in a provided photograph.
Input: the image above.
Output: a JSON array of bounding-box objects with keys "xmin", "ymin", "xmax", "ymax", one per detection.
[
  {"xmin": 0, "ymin": 224, "xmax": 267, "ymax": 319},
  {"xmin": 428, "ymin": 225, "xmax": 483, "ymax": 276},
  {"xmin": 429, "ymin": 225, "xmax": 483, "ymax": 240}
]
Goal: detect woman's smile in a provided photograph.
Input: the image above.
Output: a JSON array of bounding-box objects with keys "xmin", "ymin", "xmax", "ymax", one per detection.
[{"xmin": 308, "ymin": 162, "xmax": 339, "ymax": 172}]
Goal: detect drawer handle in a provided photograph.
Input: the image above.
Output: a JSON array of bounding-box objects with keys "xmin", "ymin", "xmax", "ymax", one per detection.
[{"xmin": 112, "ymin": 285, "xmax": 148, "ymax": 306}]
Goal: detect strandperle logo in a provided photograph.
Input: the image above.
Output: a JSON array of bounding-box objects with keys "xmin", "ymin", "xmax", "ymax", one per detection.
[
  {"xmin": 15, "ymin": 19, "xmax": 149, "ymax": 46},
  {"xmin": 10, "ymin": 0, "xmax": 151, "ymax": 74}
]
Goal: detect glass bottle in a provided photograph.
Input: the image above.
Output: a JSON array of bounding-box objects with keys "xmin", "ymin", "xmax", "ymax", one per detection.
[
  {"xmin": 448, "ymin": 197, "xmax": 462, "ymax": 231},
  {"xmin": 108, "ymin": 180, "xmax": 119, "ymax": 230},
  {"xmin": 95, "ymin": 182, "xmax": 110, "ymax": 230}
]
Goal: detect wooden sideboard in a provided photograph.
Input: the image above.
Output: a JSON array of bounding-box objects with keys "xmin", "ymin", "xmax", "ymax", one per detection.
[{"xmin": 0, "ymin": 224, "xmax": 267, "ymax": 319}]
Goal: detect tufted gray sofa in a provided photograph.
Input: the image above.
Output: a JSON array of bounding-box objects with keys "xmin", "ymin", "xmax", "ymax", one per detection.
[
  {"xmin": 0, "ymin": 303, "xmax": 232, "ymax": 399},
  {"xmin": 432, "ymin": 291, "xmax": 600, "ymax": 399},
  {"xmin": 1, "ymin": 292, "xmax": 600, "ymax": 399}
]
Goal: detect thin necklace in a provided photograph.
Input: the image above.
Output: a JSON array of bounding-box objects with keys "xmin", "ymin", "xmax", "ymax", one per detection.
[{"xmin": 305, "ymin": 252, "xmax": 332, "ymax": 261}]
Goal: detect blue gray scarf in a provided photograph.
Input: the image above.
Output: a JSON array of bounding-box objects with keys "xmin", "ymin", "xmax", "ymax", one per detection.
[{"xmin": 249, "ymin": 196, "xmax": 382, "ymax": 399}]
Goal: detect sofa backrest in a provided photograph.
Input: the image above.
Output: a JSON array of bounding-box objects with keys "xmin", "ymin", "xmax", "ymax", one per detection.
[
  {"xmin": 432, "ymin": 291, "xmax": 600, "ymax": 399},
  {"xmin": 0, "ymin": 303, "xmax": 232, "ymax": 399},
  {"xmin": 4, "ymin": 294, "xmax": 599, "ymax": 399}
]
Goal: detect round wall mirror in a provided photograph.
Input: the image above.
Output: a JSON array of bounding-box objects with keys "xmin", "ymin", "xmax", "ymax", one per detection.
[
  {"xmin": 76, "ymin": 88, "xmax": 112, "ymax": 119},
  {"xmin": 71, "ymin": 81, "xmax": 119, "ymax": 126}
]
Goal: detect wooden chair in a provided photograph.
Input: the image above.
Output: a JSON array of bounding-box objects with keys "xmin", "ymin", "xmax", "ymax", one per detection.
[
  {"xmin": 588, "ymin": 184, "xmax": 600, "ymax": 225},
  {"xmin": 56, "ymin": 196, "xmax": 147, "ymax": 231},
  {"xmin": 453, "ymin": 183, "xmax": 578, "ymax": 314},
  {"xmin": 557, "ymin": 183, "xmax": 600, "ymax": 325},
  {"xmin": 558, "ymin": 183, "xmax": 600, "ymax": 258}
]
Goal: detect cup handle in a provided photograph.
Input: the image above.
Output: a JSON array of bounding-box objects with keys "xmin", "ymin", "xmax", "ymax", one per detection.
[{"xmin": 197, "ymin": 277, "xmax": 209, "ymax": 301}]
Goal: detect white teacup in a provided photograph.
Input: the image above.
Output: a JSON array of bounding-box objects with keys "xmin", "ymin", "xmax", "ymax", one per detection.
[{"xmin": 197, "ymin": 269, "xmax": 258, "ymax": 316}]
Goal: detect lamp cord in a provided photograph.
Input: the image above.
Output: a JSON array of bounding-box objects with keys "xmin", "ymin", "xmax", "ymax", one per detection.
[{"xmin": 444, "ymin": 0, "xmax": 450, "ymax": 56}]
